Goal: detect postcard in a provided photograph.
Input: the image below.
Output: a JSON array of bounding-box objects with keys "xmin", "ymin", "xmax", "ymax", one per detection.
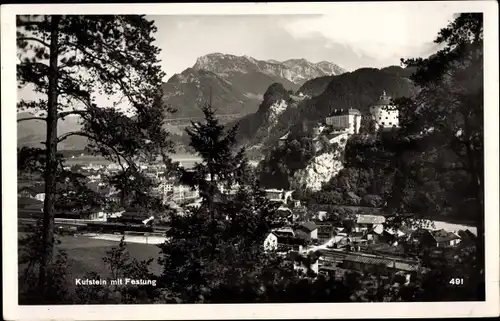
[{"xmin": 2, "ymin": 1, "xmax": 499, "ymax": 320}]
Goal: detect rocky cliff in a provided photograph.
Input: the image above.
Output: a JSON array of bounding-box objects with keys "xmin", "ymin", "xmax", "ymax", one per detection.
[
  {"xmin": 292, "ymin": 139, "xmax": 346, "ymax": 191},
  {"xmin": 193, "ymin": 53, "xmax": 346, "ymax": 86}
]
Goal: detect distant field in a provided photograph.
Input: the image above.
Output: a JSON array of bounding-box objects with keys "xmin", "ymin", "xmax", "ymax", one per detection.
[
  {"xmin": 63, "ymin": 155, "xmax": 112, "ymax": 165},
  {"xmin": 18, "ymin": 233, "xmax": 164, "ymax": 296},
  {"xmin": 62, "ymin": 154, "xmax": 202, "ymax": 168}
]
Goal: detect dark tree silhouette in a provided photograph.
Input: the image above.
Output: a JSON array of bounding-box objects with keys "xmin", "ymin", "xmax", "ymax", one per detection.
[{"xmin": 17, "ymin": 15, "xmax": 173, "ymax": 298}]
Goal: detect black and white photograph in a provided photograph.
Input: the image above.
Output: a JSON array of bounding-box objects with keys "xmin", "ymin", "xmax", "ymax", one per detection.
[{"xmin": 2, "ymin": 1, "xmax": 499, "ymax": 319}]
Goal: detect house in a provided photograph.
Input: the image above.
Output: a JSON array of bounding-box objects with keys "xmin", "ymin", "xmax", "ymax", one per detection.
[
  {"xmin": 317, "ymin": 223, "xmax": 336, "ymax": 243},
  {"xmin": 276, "ymin": 206, "xmax": 293, "ymax": 222},
  {"xmin": 274, "ymin": 226, "xmax": 295, "ymax": 236},
  {"xmin": 360, "ymin": 242, "xmax": 408, "ymax": 257},
  {"xmin": 329, "ymin": 232, "xmax": 350, "ymax": 248},
  {"xmin": 378, "ymin": 225, "xmax": 413, "ymax": 245},
  {"xmin": 419, "ymin": 229, "xmax": 462, "ymax": 248},
  {"xmin": 109, "ymin": 210, "xmax": 154, "ymax": 225},
  {"xmin": 18, "ymin": 196, "xmax": 44, "ymax": 209},
  {"xmin": 18, "ymin": 186, "xmax": 38, "ymax": 198},
  {"xmin": 18, "ymin": 185, "xmax": 45, "ymax": 201},
  {"xmin": 263, "ymin": 232, "xmax": 279, "ymax": 252},
  {"xmin": 264, "ymin": 189, "xmax": 294, "ymax": 204},
  {"xmin": 294, "ymin": 221, "xmax": 318, "ymax": 241},
  {"xmin": 325, "ymin": 108, "xmax": 362, "ymax": 134},
  {"xmin": 278, "ymin": 132, "xmax": 290, "ymax": 147},
  {"xmin": 354, "ymin": 214, "xmax": 386, "ymax": 232},
  {"xmin": 54, "ymin": 208, "xmax": 100, "ymax": 220},
  {"xmin": 457, "ymin": 229, "xmax": 477, "ymax": 245},
  {"xmin": 316, "ymin": 211, "xmax": 328, "ymax": 221},
  {"xmin": 287, "ymin": 250, "xmax": 321, "ymax": 275},
  {"xmin": 18, "ymin": 197, "xmax": 44, "ymax": 219},
  {"xmin": 291, "ymin": 205, "xmax": 307, "ymax": 222},
  {"xmin": 348, "ymin": 231, "xmax": 369, "ymax": 250},
  {"xmin": 264, "ymin": 231, "xmax": 306, "ymax": 253},
  {"xmin": 363, "ymin": 224, "xmax": 385, "ymax": 243}
]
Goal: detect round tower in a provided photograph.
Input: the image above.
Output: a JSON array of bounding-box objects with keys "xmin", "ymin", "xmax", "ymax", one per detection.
[{"xmin": 369, "ymin": 90, "xmax": 399, "ymax": 131}]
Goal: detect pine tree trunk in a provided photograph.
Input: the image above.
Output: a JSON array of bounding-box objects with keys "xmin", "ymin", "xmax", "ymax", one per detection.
[{"xmin": 39, "ymin": 15, "xmax": 61, "ymax": 292}]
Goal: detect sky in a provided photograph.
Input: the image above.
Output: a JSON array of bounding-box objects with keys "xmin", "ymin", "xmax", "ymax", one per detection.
[
  {"xmin": 17, "ymin": 7, "xmax": 458, "ymax": 114},
  {"xmin": 149, "ymin": 9, "xmax": 457, "ymax": 80}
]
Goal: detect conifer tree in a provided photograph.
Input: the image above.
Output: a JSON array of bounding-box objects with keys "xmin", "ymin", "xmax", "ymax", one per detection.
[
  {"xmin": 17, "ymin": 15, "xmax": 173, "ymax": 296},
  {"xmin": 158, "ymin": 103, "xmax": 280, "ymax": 302}
]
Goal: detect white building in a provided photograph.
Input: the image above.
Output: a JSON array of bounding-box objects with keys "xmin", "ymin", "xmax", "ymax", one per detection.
[
  {"xmin": 34, "ymin": 193, "xmax": 45, "ymax": 202},
  {"xmin": 159, "ymin": 181, "xmax": 199, "ymax": 204},
  {"xmin": 325, "ymin": 108, "xmax": 362, "ymax": 134},
  {"xmin": 354, "ymin": 214, "xmax": 386, "ymax": 232},
  {"xmin": 263, "ymin": 232, "xmax": 279, "ymax": 252},
  {"xmin": 264, "ymin": 189, "xmax": 294, "ymax": 204},
  {"xmin": 369, "ymin": 91, "xmax": 399, "ymax": 131}
]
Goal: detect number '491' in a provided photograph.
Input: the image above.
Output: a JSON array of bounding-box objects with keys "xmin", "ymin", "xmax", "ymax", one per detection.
[{"xmin": 449, "ymin": 278, "xmax": 464, "ymax": 285}]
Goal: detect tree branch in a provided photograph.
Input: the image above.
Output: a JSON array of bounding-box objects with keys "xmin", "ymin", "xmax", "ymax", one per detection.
[
  {"xmin": 17, "ymin": 36, "xmax": 51, "ymax": 48},
  {"xmin": 17, "ymin": 117, "xmax": 46, "ymax": 123},
  {"xmin": 66, "ymin": 42, "xmax": 140, "ymax": 108},
  {"xmin": 57, "ymin": 131, "xmax": 85, "ymax": 143},
  {"xmin": 57, "ymin": 131, "xmax": 130, "ymax": 171},
  {"xmin": 57, "ymin": 88, "xmax": 92, "ymax": 110},
  {"xmin": 57, "ymin": 110, "xmax": 89, "ymax": 119}
]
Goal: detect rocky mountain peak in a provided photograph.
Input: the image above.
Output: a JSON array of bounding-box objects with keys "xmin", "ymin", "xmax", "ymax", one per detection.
[
  {"xmin": 192, "ymin": 53, "xmax": 346, "ymax": 85},
  {"xmin": 257, "ymin": 83, "xmax": 290, "ymax": 114}
]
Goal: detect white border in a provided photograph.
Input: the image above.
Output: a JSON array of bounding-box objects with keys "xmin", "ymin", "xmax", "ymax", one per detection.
[{"xmin": 2, "ymin": 2, "xmax": 499, "ymax": 320}]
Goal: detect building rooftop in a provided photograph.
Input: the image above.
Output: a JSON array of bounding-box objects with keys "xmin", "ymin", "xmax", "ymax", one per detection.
[
  {"xmin": 18, "ymin": 197, "xmax": 44, "ymax": 208},
  {"xmin": 457, "ymin": 229, "xmax": 477, "ymax": 242},
  {"xmin": 279, "ymin": 132, "xmax": 290, "ymax": 140},
  {"xmin": 328, "ymin": 108, "xmax": 361, "ymax": 116},
  {"xmin": 18, "ymin": 184, "xmax": 45, "ymax": 194},
  {"xmin": 296, "ymin": 221, "xmax": 318, "ymax": 232},
  {"xmin": 430, "ymin": 229, "xmax": 461, "ymax": 242},
  {"xmin": 356, "ymin": 214, "xmax": 386, "ymax": 225},
  {"xmin": 276, "ymin": 235, "xmax": 307, "ymax": 246},
  {"xmin": 372, "ymin": 90, "xmax": 394, "ymax": 106}
]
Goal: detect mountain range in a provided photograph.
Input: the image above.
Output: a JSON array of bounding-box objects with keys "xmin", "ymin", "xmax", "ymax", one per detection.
[
  {"xmin": 162, "ymin": 53, "xmax": 346, "ymax": 118},
  {"xmin": 17, "ymin": 113, "xmax": 87, "ymax": 150}
]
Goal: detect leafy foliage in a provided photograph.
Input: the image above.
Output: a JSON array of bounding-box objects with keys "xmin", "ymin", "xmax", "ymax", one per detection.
[
  {"xmin": 158, "ymin": 103, "xmax": 284, "ymax": 302},
  {"xmin": 397, "ymin": 12, "xmax": 484, "ymax": 297}
]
